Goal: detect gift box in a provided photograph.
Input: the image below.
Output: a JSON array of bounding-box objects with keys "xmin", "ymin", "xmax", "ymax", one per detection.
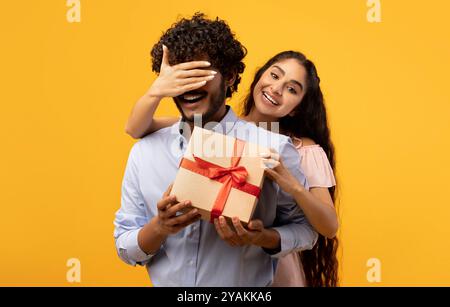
[{"xmin": 170, "ymin": 127, "xmax": 275, "ymax": 225}]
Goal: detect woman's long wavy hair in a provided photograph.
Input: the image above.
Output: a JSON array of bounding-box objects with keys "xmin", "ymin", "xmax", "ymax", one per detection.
[{"xmin": 242, "ymin": 51, "xmax": 339, "ymax": 287}]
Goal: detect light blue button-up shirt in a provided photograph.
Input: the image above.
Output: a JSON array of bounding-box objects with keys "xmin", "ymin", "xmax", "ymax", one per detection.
[{"xmin": 114, "ymin": 107, "xmax": 318, "ymax": 286}]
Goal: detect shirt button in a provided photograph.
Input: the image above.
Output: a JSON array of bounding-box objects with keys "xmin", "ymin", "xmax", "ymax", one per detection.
[{"xmin": 189, "ymin": 260, "xmax": 194, "ymax": 265}]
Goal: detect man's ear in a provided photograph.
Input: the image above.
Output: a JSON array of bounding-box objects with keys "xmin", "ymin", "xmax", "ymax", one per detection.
[{"xmin": 225, "ymin": 72, "xmax": 237, "ymax": 88}]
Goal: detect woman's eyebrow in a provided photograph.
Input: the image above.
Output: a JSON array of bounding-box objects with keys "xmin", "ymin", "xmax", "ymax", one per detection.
[{"xmin": 273, "ymin": 65, "xmax": 304, "ymax": 91}]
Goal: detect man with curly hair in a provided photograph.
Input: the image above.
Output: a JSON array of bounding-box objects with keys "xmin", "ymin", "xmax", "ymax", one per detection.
[{"xmin": 114, "ymin": 13, "xmax": 318, "ymax": 286}]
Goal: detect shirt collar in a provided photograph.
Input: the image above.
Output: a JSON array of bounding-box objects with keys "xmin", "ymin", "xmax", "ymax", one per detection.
[{"xmin": 212, "ymin": 105, "xmax": 239, "ymax": 135}]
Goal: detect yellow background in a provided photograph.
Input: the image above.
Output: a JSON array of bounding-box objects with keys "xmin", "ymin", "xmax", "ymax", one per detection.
[{"xmin": 1, "ymin": 0, "xmax": 449, "ymax": 286}]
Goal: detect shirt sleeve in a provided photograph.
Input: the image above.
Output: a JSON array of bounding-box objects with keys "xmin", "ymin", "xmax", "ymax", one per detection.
[
  {"xmin": 267, "ymin": 139, "xmax": 318, "ymax": 258},
  {"xmin": 113, "ymin": 142, "xmax": 154, "ymax": 266}
]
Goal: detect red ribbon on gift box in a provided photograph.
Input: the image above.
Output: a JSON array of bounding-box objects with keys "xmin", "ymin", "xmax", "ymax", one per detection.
[{"xmin": 179, "ymin": 138, "xmax": 261, "ymax": 223}]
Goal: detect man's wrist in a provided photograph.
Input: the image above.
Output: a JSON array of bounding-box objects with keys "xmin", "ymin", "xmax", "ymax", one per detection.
[
  {"xmin": 151, "ymin": 216, "xmax": 169, "ymax": 239},
  {"xmin": 259, "ymin": 229, "xmax": 282, "ymax": 255},
  {"xmin": 137, "ymin": 217, "xmax": 168, "ymax": 256},
  {"xmin": 254, "ymin": 228, "xmax": 280, "ymax": 250},
  {"xmin": 145, "ymin": 88, "xmax": 164, "ymax": 100}
]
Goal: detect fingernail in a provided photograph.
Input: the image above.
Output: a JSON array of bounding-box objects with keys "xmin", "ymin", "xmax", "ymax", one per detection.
[
  {"xmin": 207, "ymin": 75, "xmax": 215, "ymax": 79},
  {"xmin": 205, "ymin": 61, "xmax": 211, "ymax": 66},
  {"xmin": 211, "ymin": 71, "xmax": 217, "ymax": 75}
]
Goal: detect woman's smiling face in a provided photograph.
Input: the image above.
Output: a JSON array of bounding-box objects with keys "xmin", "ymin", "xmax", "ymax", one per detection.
[{"xmin": 253, "ymin": 58, "xmax": 307, "ymax": 120}]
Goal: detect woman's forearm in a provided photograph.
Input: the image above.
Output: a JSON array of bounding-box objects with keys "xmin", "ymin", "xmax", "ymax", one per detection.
[
  {"xmin": 125, "ymin": 93, "xmax": 162, "ymax": 139},
  {"xmin": 292, "ymin": 186, "xmax": 339, "ymax": 238}
]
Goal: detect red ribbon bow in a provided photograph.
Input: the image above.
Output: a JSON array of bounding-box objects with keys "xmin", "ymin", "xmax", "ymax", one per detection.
[
  {"xmin": 179, "ymin": 138, "xmax": 261, "ymax": 223},
  {"xmin": 200, "ymin": 162, "xmax": 248, "ymax": 186}
]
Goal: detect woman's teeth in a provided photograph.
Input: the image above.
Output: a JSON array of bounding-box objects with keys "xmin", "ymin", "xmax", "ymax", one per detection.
[{"xmin": 263, "ymin": 92, "xmax": 279, "ymax": 106}]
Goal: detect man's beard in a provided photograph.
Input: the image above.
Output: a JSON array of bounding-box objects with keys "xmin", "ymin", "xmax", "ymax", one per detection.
[{"xmin": 174, "ymin": 79, "xmax": 226, "ymax": 123}]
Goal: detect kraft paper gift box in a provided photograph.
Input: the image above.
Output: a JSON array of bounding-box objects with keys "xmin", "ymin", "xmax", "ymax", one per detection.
[{"xmin": 171, "ymin": 127, "xmax": 276, "ymax": 225}]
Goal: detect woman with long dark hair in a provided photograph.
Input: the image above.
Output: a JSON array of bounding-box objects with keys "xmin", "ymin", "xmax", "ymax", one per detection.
[
  {"xmin": 241, "ymin": 51, "xmax": 338, "ymax": 287},
  {"xmin": 126, "ymin": 49, "xmax": 339, "ymax": 287}
]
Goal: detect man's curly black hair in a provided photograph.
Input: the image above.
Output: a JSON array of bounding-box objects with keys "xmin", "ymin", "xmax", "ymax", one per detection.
[{"xmin": 151, "ymin": 12, "xmax": 247, "ymax": 98}]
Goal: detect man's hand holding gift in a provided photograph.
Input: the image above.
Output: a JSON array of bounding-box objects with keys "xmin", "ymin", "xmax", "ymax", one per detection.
[
  {"xmin": 213, "ymin": 216, "xmax": 281, "ymax": 251},
  {"xmin": 155, "ymin": 184, "xmax": 203, "ymax": 236}
]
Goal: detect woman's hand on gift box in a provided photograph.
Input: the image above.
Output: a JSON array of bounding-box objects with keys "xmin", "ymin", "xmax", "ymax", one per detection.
[
  {"xmin": 262, "ymin": 154, "xmax": 304, "ymax": 197},
  {"xmin": 213, "ymin": 216, "xmax": 266, "ymax": 247}
]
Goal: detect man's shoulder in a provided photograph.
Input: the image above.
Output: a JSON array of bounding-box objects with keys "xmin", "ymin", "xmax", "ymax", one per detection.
[
  {"xmin": 141, "ymin": 125, "xmax": 174, "ymax": 138},
  {"xmin": 234, "ymin": 119, "xmax": 293, "ymax": 150},
  {"xmin": 138, "ymin": 125, "xmax": 177, "ymax": 145},
  {"xmin": 129, "ymin": 125, "xmax": 178, "ymax": 157}
]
